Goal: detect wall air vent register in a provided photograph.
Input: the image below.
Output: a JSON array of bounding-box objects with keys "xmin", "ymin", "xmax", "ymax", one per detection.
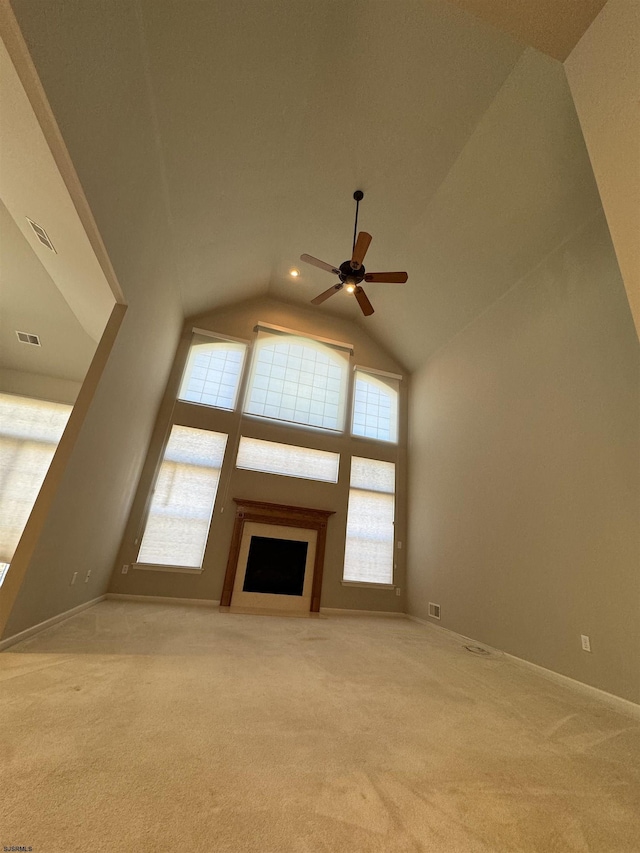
[{"xmin": 16, "ymin": 331, "xmax": 41, "ymax": 346}]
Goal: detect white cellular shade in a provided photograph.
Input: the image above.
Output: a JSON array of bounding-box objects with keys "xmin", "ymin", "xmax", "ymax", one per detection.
[
  {"xmin": 352, "ymin": 370, "xmax": 399, "ymax": 443},
  {"xmin": 236, "ymin": 436, "xmax": 339, "ymax": 482},
  {"xmin": 244, "ymin": 332, "xmax": 348, "ymax": 431},
  {"xmin": 0, "ymin": 394, "xmax": 71, "ymax": 565},
  {"xmin": 343, "ymin": 457, "xmax": 395, "ymax": 585},
  {"xmin": 350, "ymin": 457, "xmax": 396, "ymax": 492},
  {"xmin": 179, "ymin": 334, "xmax": 246, "ymax": 410},
  {"xmin": 137, "ymin": 426, "xmax": 227, "ymax": 568}
]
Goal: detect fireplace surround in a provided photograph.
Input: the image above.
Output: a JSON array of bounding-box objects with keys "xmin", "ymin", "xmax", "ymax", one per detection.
[{"xmin": 220, "ymin": 499, "xmax": 335, "ymax": 613}]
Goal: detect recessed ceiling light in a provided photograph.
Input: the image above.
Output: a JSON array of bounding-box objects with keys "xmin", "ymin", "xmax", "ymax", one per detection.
[{"xmin": 289, "ymin": 268, "xmax": 300, "ymax": 278}]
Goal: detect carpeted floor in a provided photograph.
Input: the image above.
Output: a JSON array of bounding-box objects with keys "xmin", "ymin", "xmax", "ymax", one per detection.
[{"xmin": 1, "ymin": 600, "xmax": 639, "ymax": 852}]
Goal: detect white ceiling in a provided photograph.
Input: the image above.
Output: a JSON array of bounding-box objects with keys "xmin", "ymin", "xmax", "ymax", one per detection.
[{"xmin": 10, "ymin": 0, "xmax": 605, "ymax": 372}]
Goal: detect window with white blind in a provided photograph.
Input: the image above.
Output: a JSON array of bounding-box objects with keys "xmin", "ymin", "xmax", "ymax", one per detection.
[
  {"xmin": 137, "ymin": 425, "xmax": 227, "ymax": 569},
  {"xmin": 0, "ymin": 393, "xmax": 71, "ymax": 577},
  {"xmin": 178, "ymin": 332, "xmax": 247, "ymax": 411},
  {"xmin": 244, "ymin": 329, "xmax": 349, "ymax": 431},
  {"xmin": 351, "ymin": 369, "xmax": 399, "ymax": 443},
  {"xmin": 343, "ymin": 457, "xmax": 395, "ymax": 585},
  {"xmin": 236, "ymin": 436, "xmax": 340, "ymax": 482}
]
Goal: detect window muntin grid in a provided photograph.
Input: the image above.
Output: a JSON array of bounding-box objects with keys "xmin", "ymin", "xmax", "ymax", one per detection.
[
  {"xmin": 351, "ymin": 370, "xmax": 399, "ymax": 443},
  {"xmin": 244, "ymin": 335, "xmax": 347, "ymax": 431},
  {"xmin": 179, "ymin": 335, "xmax": 246, "ymax": 411}
]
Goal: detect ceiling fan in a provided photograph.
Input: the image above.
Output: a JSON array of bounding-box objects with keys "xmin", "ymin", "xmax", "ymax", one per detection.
[{"xmin": 300, "ymin": 190, "xmax": 408, "ymax": 317}]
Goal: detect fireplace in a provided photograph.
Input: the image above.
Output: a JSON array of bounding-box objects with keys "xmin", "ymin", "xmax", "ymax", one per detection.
[
  {"xmin": 243, "ymin": 536, "xmax": 308, "ymax": 596},
  {"xmin": 221, "ymin": 499, "xmax": 334, "ymax": 614}
]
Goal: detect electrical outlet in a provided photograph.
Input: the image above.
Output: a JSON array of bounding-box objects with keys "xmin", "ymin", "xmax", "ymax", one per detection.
[
  {"xmin": 397, "ymin": 541, "xmax": 402, "ymax": 549},
  {"xmin": 122, "ymin": 564, "xmax": 129, "ymax": 574},
  {"xmin": 395, "ymin": 587, "xmax": 401, "ymax": 596},
  {"xmin": 70, "ymin": 572, "xmax": 78, "ymax": 586},
  {"xmin": 85, "ymin": 570, "xmax": 91, "ymax": 583},
  {"xmin": 581, "ymin": 634, "xmax": 591, "ymax": 652}
]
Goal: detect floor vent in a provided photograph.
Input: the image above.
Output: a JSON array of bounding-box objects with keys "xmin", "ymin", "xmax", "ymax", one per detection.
[
  {"xmin": 428, "ymin": 602, "xmax": 441, "ymax": 620},
  {"xmin": 26, "ymin": 217, "xmax": 56, "ymax": 253},
  {"xmin": 16, "ymin": 330, "xmax": 41, "ymax": 346},
  {"xmin": 464, "ymin": 645, "xmax": 491, "ymax": 656}
]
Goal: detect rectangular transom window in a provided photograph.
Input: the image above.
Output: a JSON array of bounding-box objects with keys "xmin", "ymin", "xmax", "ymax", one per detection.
[
  {"xmin": 343, "ymin": 457, "xmax": 395, "ymax": 585},
  {"xmin": 352, "ymin": 368, "xmax": 400, "ymax": 443},
  {"xmin": 236, "ymin": 436, "xmax": 339, "ymax": 482},
  {"xmin": 137, "ymin": 425, "xmax": 227, "ymax": 568},
  {"xmin": 179, "ymin": 332, "xmax": 247, "ymax": 411}
]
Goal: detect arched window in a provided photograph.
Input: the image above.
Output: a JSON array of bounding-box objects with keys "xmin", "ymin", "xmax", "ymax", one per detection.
[
  {"xmin": 244, "ymin": 332, "xmax": 348, "ymax": 431},
  {"xmin": 178, "ymin": 333, "xmax": 247, "ymax": 410},
  {"xmin": 351, "ymin": 369, "xmax": 399, "ymax": 443}
]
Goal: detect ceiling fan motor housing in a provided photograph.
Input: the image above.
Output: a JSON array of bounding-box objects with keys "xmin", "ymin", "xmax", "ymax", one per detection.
[{"xmin": 339, "ymin": 259, "xmax": 365, "ymax": 284}]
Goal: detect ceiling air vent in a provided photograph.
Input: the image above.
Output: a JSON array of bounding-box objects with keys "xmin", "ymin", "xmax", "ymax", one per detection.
[
  {"xmin": 16, "ymin": 330, "xmax": 41, "ymax": 346},
  {"xmin": 428, "ymin": 602, "xmax": 441, "ymax": 620},
  {"xmin": 26, "ymin": 217, "xmax": 56, "ymax": 253}
]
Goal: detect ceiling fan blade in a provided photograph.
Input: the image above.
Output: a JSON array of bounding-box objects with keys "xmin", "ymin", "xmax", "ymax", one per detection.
[
  {"xmin": 351, "ymin": 231, "xmax": 372, "ymax": 269},
  {"xmin": 311, "ymin": 283, "xmax": 343, "ymax": 305},
  {"xmin": 300, "ymin": 254, "xmax": 340, "ymax": 275},
  {"xmin": 364, "ymin": 271, "xmax": 408, "ymax": 284},
  {"xmin": 354, "ymin": 286, "xmax": 374, "ymax": 316}
]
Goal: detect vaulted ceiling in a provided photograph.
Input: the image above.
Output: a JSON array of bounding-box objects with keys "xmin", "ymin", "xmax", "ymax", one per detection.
[{"xmin": 9, "ymin": 0, "xmax": 605, "ymax": 372}]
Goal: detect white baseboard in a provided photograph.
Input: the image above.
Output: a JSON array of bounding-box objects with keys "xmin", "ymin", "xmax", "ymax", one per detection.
[
  {"xmin": 503, "ymin": 651, "xmax": 640, "ymax": 721},
  {"xmin": 406, "ymin": 614, "xmax": 640, "ymax": 721},
  {"xmin": 106, "ymin": 593, "xmax": 220, "ymax": 607},
  {"xmin": 320, "ymin": 607, "xmax": 406, "ymax": 618},
  {"xmin": 0, "ymin": 595, "xmax": 106, "ymax": 651}
]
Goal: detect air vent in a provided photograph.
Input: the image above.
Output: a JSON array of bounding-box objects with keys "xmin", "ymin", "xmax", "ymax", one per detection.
[
  {"xmin": 464, "ymin": 645, "xmax": 491, "ymax": 656},
  {"xmin": 428, "ymin": 602, "xmax": 441, "ymax": 620},
  {"xmin": 26, "ymin": 217, "xmax": 56, "ymax": 253},
  {"xmin": 16, "ymin": 330, "xmax": 41, "ymax": 346}
]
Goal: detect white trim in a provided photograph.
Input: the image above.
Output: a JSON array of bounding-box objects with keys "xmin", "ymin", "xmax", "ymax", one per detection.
[
  {"xmin": 503, "ymin": 651, "xmax": 640, "ymax": 721},
  {"xmin": 107, "ymin": 593, "xmax": 219, "ymax": 607},
  {"xmin": 320, "ymin": 607, "xmax": 405, "ymax": 617},
  {"xmin": 353, "ymin": 365, "xmax": 403, "ymax": 381},
  {"xmin": 341, "ymin": 581, "xmax": 395, "ymax": 589},
  {"xmin": 191, "ymin": 328, "xmax": 251, "ymax": 345},
  {"xmin": 132, "ymin": 563, "xmax": 203, "ymax": 575},
  {"xmin": 406, "ymin": 614, "xmax": 640, "ymax": 721},
  {"xmin": 255, "ymin": 321, "xmax": 353, "ymax": 353},
  {"xmin": 0, "ymin": 595, "xmax": 106, "ymax": 651}
]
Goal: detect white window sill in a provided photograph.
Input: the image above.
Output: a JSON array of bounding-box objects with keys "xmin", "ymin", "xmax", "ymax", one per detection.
[
  {"xmin": 341, "ymin": 580, "xmax": 394, "ymax": 589},
  {"xmin": 133, "ymin": 563, "xmax": 203, "ymax": 575}
]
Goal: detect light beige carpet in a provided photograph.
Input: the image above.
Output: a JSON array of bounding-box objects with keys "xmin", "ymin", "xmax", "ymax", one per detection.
[{"xmin": 1, "ymin": 601, "xmax": 639, "ymax": 852}]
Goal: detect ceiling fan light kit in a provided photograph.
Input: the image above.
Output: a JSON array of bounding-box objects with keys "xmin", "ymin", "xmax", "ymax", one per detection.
[{"xmin": 300, "ymin": 190, "xmax": 408, "ymax": 317}]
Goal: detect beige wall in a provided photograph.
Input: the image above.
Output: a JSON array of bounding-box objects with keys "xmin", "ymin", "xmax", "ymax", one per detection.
[
  {"xmin": 406, "ymin": 212, "xmax": 639, "ymax": 704},
  {"xmin": 1, "ymin": 0, "xmax": 187, "ymax": 638},
  {"xmin": 109, "ymin": 297, "xmax": 407, "ymax": 613},
  {"xmin": 0, "ymin": 368, "xmax": 81, "ymax": 404},
  {"xmin": 2, "ymin": 280, "xmax": 184, "ymax": 637},
  {"xmin": 565, "ymin": 0, "xmax": 640, "ymax": 340}
]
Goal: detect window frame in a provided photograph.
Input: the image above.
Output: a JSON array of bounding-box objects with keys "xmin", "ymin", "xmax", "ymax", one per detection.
[
  {"xmin": 342, "ymin": 456, "xmax": 396, "ymax": 587},
  {"xmin": 177, "ymin": 329, "xmax": 250, "ymax": 413},
  {"xmin": 134, "ymin": 423, "xmax": 228, "ymax": 573},
  {"xmin": 242, "ymin": 325, "xmax": 353, "ymax": 434},
  {"xmin": 350, "ymin": 365, "xmax": 402, "ymax": 445}
]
